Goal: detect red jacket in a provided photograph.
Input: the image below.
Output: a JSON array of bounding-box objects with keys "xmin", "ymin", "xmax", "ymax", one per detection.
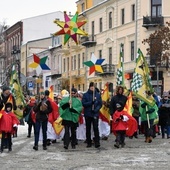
[
  {"xmin": 112, "ymin": 110, "xmax": 137, "ymax": 136},
  {"xmin": 0, "ymin": 110, "xmax": 20, "ymax": 133}
]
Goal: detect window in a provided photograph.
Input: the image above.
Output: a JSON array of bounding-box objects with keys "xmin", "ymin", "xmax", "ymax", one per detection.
[
  {"xmin": 67, "ymin": 57, "xmax": 69, "ymax": 71},
  {"xmin": 63, "ymin": 58, "xmax": 66, "ymax": 72},
  {"xmin": 81, "ymin": 3, "xmax": 85, "ymax": 12},
  {"xmin": 78, "ymin": 54, "xmax": 80, "ymax": 69},
  {"xmin": 151, "ymin": 0, "xmax": 162, "ymax": 17},
  {"xmin": 74, "ymin": 55, "xmax": 76, "ymax": 70},
  {"xmin": 99, "ymin": 18, "xmax": 103, "ymax": 32},
  {"xmin": 99, "ymin": 50, "xmax": 102, "ymax": 59},
  {"xmin": 121, "ymin": 44, "xmax": 124, "ymax": 62},
  {"xmin": 132, "ymin": 4, "xmax": 135, "ymax": 21},
  {"xmin": 121, "ymin": 9, "xmax": 125, "ymax": 25},
  {"xmin": 92, "ymin": 21, "xmax": 95, "ymax": 41},
  {"xmin": 109, "ymin": 12, "xmax": 112, "ymax": 29},
  {"xmin": 131, "ymin": 41, "xmax": 134, "ymax": 61},
  {"xmin": 82, "ymin": 52, "xmax": 85, "ymax": 67},
  {"xmin": 109, "ymin": 47, "xmax": 112, "ymax": 64}
]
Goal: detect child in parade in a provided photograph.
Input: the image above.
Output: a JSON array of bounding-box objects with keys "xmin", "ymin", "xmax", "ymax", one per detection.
[
  {"xmin": 112, "ymin": 102, "xmax": 137, "ymax": 148},
  {"xmin": 0, "ymin": 102, "xmax": 20, "ymax": 153}
]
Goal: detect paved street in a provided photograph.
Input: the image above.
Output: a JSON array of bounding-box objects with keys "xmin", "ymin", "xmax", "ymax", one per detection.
[{"xmin": 0, "ymin": 125, "xmax": 170, "ymax": 170}]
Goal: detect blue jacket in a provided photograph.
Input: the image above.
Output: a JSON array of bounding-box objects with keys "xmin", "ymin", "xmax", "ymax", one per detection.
[{"xmin": 82, "ymin": 89, "xmax": 102, "ymax": 118}]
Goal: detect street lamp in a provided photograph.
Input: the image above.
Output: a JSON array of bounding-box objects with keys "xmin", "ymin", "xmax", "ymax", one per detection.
[{"xmin": 11, "ymin": 45, "xmax": 21, "ymax": 83}]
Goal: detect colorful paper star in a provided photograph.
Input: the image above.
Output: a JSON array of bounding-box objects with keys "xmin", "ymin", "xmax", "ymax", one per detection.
[
  {"xmin": 83, "ymin": 53, "xmax": 105, "ymax": 75},
  {"xmin": 29, "ymin": 54, "xmax": 50, "ymax": 74},
  {"xmin": 53, "ymin": 11, "xmax": 88, "ymax": 45}
]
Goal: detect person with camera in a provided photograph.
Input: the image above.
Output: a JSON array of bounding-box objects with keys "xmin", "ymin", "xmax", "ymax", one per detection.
[{"xmin": 33, "ymin": 90, "xmax": 52, "ymax": 151}]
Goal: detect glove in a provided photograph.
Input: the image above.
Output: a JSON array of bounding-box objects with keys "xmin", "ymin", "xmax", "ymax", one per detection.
[
  {"xmin": 69, "ymin": 108, "xmax": 78, "ymax": 113},
  {"xmin": 141, "ymin": 102, "xmax": 147, "ymax": 108},
  {"xmin": 146, "ymin": 108, "xmax": 155, "ymax": 114},
  {"xmin": 120, "ymin": 115, "xmax": 124, "ymax": 120},
  {"xmin": 61, "ymin": 103, "xmax": 70, "ymax": 110}
]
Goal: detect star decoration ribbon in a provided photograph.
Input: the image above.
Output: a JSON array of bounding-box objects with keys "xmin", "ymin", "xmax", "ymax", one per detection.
[
  {"xmin": 83, "ymin": 53, "xmax": 105, "ymax": 75},
  {"xmin": 53, "ymin": 11, "xmax": 88, "ymax": 45},
  {"xmin": 29, "ymin": 54, "xmax": 50, "ymax": 75}
]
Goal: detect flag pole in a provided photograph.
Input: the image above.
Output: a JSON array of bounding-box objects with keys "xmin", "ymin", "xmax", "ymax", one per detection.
[{"xmin": 69, "ymin": 44, "xmax": 72, "ymax": 108}]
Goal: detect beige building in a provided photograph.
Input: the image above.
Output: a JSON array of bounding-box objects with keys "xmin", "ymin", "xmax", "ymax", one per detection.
[{"xmin": 58, "ymin": 0, "xmax": 170, "ymax": 95}]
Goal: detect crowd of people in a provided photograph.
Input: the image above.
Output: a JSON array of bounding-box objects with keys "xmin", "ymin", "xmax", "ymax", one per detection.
[{"xmin": 0, "ymin": 83, "xmax": 170, "ymax": 153}]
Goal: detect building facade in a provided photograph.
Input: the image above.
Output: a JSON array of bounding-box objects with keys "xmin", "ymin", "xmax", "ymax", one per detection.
[{"xmin": 59, "ymin": 0, "xmax": 170, "ymax": 95}]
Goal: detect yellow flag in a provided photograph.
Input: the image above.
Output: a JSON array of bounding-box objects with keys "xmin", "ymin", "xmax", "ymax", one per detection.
[
  {"xmin": 99, "ymin": 83, "xmax": 110, "ymax": 124},
  {"xmin": 49, "ymin": 85, "xmax": 54, "ymax": 101}
]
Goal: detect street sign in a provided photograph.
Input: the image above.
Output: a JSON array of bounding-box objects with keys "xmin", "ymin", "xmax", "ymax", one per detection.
[{"xmin": 28, "ymin": 81, "xmax": 33, "ymax": 89}]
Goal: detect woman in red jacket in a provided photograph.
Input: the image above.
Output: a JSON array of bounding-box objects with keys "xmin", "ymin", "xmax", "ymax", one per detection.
[{"xmin": 0, "ymin": 102, "xmax": 20, "ymax": 153}]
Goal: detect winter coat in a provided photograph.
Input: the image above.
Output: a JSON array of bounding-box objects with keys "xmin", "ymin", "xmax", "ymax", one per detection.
[
  {"xmin": 139, "ymin": 102, "xmax": 158, "ymax": 122},
  {"xmin": 59, "ymin": 96, "xmax": 82, "ymax": 126},
  {"xmin": 33, "ymin": 97, "xmax": 52, "ymax": 122},
  {"xmin": 0, "ymin": 110, "xmax": 20, "ymax": 133},
  {"xmin": 112, "ymin": 110, "xmax": 137, "ymax": 136},
  {"xmin": 110, "ymin": 94, "xmax": 127, "ymax": 115},
  {"xmin": 158, "ymin": 106, "xmax": 170, "ymax": 126},
  {"xmin": 82, "ymin": 89, "xmax": 102, "ymax": 118}
]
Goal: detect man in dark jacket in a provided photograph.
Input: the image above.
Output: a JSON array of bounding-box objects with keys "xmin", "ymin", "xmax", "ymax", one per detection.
[
  {"xmin": 82, "ymin": 82, "xmax": 102, "ymax": 148},
  {"xmin": 33, "ymin": 90, "xmax": 52, "ymax": 151}
]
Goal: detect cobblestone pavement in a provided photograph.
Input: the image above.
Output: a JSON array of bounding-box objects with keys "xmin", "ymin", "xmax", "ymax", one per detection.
[{"xmin": 0, "ymin": 125, "xmax": 170, "ymax": 170}]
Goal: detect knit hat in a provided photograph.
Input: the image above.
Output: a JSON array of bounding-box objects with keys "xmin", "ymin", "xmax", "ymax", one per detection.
[
  {"xmin": 89, "ymin": 82, "xmax": 94, "ymax": 88},
  {"xmin": 45, "ymin": 90, "xmax": 50, "ymax": 96},
  {"xmin": 5, "ymin": 102, "xmax": 13, "ymax": 112},
  {"xmin": 2, "ymin": 86, "xmax": 10, "ymax": 92},
  {"xmin": 71, "ymin": 88, "xmax": 77, "ymax": 93}
]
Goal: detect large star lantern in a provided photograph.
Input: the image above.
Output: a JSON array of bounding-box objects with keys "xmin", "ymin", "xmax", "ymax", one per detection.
[
  {"xmin": 83, "ymin": 53, "xmax": 105, "ymax": 75},
  {"xmin": 29, "ymin": 54, "xmax": 50, "ymax": 75},
  {"xmin": 53, "ymin": 11, "xmax": 88, "ymax": 45}
]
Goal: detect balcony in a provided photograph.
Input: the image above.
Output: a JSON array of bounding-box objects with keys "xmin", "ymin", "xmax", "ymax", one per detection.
[
  {"xmin": 95, "ymin": 64, "xmax": 115, "ymax": 76},
  {"xmin": 142, "ymin": 16, "xmax": 164, "ymax": 29},
  {"xmin": 80, "ymin": 35, "xmax": 96, "ymax": 47}
]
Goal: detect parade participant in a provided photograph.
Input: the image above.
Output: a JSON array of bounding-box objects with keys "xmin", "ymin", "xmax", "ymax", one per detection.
[
  {"xmin": 23, "ymin": 97, "xmax": 36, "ymax": 138},
  {"xmin": 76, "ymin": 91, "xmax": 86, "ymax": 141},
  {"xmin": 82, "ymin": 82, "xmax": 102, "ymax": 148},
  {"xmin": 59, "ymin": 88, "xmax": 82, "ymax": 149},
  {"xmin": 0, "ymin": 102, "xmax": 20, "ymax": 153},
  {"xmin": 33, "ymin": 90, "xmax": 52, "ymax": 151},
  {"xmin": 139, "ymin": 100, "xmax": 158, "ymax": 143},
  {"xmin": 0, "ymin": 86, "xmax": 17, "ymax": 111},
  {"xmin": 131, "ymin": 95, "xmax": 140, "ymax": 138},
  {"xmin": 0, "ymin": 86, "xmax": 17, "ymax": 147},
  {"xmin": 112, "ymin": 102, "xmax": 137, "ymax": 148},
  {"xmin": 110, "ymin": 86, "xmax": 127, "ymax": 116}
]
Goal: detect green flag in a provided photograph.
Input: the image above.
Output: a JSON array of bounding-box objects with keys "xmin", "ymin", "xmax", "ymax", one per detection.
[
  {"xmin": 116, "ymin": 44, "xmax": 125, "ymax": 86},
  {"xmin": 10, "ymin": 64, "xmax": 26, "ymax": 119},
  {"xmin": 131, "ymin": 49, "xmax": 155, "ymax": 106}
]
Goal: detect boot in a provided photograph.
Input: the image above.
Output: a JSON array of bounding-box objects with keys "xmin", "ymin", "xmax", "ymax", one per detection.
[
  {"xmin": 145, "ymin": 137, "xmax": 150, "ymax": 143},
  {"xmin": 114, "ymin": 142, "xmax": 120, "ymax": 148},
  {"xmin": 148, "ymin": 136, "xmax": 152, "ymax": 143}
]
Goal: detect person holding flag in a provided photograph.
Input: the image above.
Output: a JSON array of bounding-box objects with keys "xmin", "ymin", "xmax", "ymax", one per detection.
[
  {"xmin": 59, "ymin": 88, "xmax": 83, "ymax": 149},
  {"xmin": 82, "ymin": 82, "xmax": 102, "ymax": 148}
]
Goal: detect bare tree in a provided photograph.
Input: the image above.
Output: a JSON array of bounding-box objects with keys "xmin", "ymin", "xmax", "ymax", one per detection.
[{"xmin": 142, "ymin": 21, "xmax": 170, "ymax": 69}]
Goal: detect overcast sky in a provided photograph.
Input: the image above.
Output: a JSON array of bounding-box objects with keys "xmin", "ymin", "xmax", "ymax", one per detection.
[{"xmin": 0, "ymin": 0, "xmax": 77, "ymax": 26}]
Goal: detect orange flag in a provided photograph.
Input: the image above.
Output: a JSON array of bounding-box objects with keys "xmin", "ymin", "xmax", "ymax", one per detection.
[
  {"xmin": 2, "ymin": 94, "xmax": 13, "ymax": 111},
  {"xmin": 49, "ymin": 85, "xmax": 54, "ymax": 101},
  {"xmin": 123, "ymin": 91, "xmax": 133, "ymax": 115},
  {"xmin": 99, "ymin": 83, "xmax": 110, "ymax": 124}
]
